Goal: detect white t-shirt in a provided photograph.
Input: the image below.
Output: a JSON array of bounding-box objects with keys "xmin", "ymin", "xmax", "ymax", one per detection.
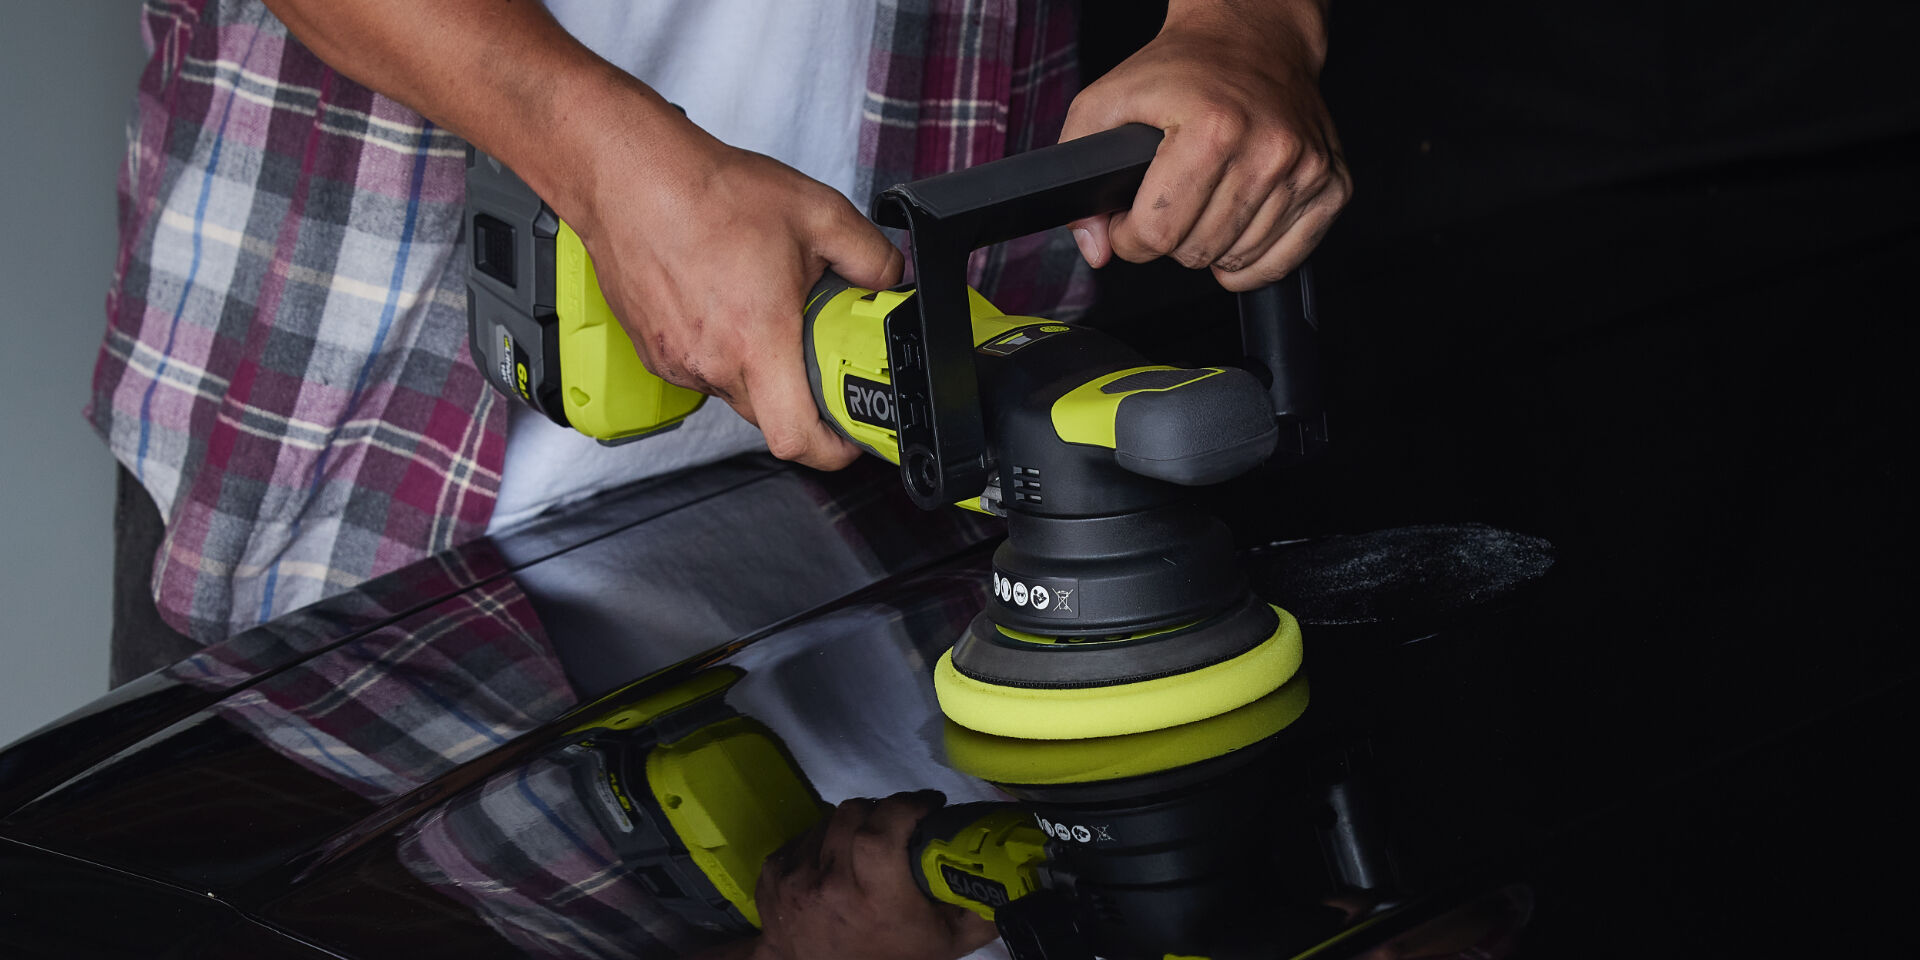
[{"xmin": 489, "ymin": 2, "xmax": 878, "ymax": 533}]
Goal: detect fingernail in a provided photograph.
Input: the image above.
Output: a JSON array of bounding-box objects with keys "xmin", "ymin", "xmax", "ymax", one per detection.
[{"xmin": 1072, "ymin": 228, "xmax": 1098, "ymax": 266}]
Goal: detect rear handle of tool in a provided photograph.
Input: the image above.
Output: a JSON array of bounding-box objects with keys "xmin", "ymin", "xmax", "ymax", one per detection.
[
  {"xmin": 904, "ymin": 121, "xmax": 1328, "ymax": 447},
  {"xmin": 870, "ymin": 123, "xmax": 1325, "ymax": 505},
  {"xmin": 873, "ymin": 124, "xmax": 1166, "ymax": 251},
  {"xmin": 1239, "ymin": 266, "xmax": 1327, "ymax": 456}
]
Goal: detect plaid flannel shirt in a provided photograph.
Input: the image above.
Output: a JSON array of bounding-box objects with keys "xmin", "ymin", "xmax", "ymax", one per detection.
[{"xmin": 90, "ymin": 0, "xmax": 1085, "ymax": 645}]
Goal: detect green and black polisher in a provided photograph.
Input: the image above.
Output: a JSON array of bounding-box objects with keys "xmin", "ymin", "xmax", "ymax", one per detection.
[{"xmin": 465, "ymin": 124, "xmax": 1327, "ymax": 741}]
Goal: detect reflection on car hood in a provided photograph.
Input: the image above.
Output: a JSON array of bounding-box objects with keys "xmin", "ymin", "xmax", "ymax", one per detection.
[
  {"xmin": 0, "ymin": 455, "xmax": 1558, "ymax": 959},
  {"xmin": 0, "ymin": 457, "xmax": 1002, "ymax": 955}
]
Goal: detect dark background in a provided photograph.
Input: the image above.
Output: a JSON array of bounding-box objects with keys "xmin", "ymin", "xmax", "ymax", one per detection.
[{"xmin": 1087, "ymin": 2, "xmax": 1918, "ymax": 955}]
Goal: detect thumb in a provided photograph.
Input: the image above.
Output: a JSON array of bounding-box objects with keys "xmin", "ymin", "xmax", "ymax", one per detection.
[
  {"xmin": 1057, "ymin": 92, "xmax": 1128, "ymax": 271},
  {"xmin": 812, "ymin": 194, "xmax": 905, "ymax": 291},
  {"xmin": 1070, "ymin": 214, "xmax": 1113, "ymax": 269}
]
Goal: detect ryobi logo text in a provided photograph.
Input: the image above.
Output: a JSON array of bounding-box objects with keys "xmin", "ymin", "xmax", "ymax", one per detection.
[
  {"xmin": 1035, "ymin": 815, "xmax": 1112, "ymax": 844},
  {"xmin": 843, "ymin": 375, "xmax": 896, "ymax": 429},
  {"xmin": 939, "ymin": 865, "xmax": 1010, "ymax": 908}
]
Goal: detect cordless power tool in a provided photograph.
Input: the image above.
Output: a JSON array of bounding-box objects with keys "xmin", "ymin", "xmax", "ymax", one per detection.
[{"xmin": 466, "ymin": 124, "xmax": 1327, "ymax": 741}]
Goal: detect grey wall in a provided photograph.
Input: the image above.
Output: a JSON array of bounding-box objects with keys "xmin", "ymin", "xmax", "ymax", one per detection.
[{"xmin": 0, "ymin": 3, "xmax": 146, "ymax": 744}]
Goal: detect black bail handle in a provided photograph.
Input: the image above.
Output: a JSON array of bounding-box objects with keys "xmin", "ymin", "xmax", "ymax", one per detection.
[{"xmin": 874, "ymin": 123, "xmax": 1324, "ymax": 508}]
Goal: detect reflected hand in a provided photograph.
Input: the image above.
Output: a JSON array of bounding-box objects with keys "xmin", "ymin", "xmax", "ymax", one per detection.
[{"xmin": 752, "ymin": 791, "xmax": 997, "ymax": 960}]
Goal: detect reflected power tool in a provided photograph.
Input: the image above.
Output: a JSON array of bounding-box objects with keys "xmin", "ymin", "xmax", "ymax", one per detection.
[
  {"xmin": 467, "ymin": 124, "xmax": 1326, "ymax": 741},
  {"xmin": 565, "ymin": 668, "xmax": 1420, "ymax": 960}
]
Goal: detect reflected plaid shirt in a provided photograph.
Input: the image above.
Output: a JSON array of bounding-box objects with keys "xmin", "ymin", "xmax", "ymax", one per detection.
[
  {"xmin": 90, "ymin": 0, "xmax": 1085, "ymax": 644},
  {"xmin": 158, "ymin": 466, "xmax": 1002, "ymax": 958}
]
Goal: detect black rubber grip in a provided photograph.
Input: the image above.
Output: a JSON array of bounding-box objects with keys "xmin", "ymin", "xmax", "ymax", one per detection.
[
  {"xmin": 873, "ymin": 124, "xmax": 1165, "ymax": 247},
  {"xmin": 1112, "ymin": 368, "xmax": 1280, "ymax": 486}
]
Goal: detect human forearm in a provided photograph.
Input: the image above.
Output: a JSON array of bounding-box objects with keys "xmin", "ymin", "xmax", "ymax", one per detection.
[
  {"xmin": 257, "ymin": 0, "xmax": 691, "ymax": 227},
  {"xmin": 1164, "ymin": 0, "xmax": 1330, "ymax": 76}
]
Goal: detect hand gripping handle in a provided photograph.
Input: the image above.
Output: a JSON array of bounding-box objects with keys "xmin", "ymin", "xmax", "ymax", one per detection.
[{"xmin": 873, "ymin": 123, "xmax": 1323, "ymax": 508}]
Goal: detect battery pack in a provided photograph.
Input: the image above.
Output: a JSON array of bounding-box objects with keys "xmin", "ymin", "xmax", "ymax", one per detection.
[{"xmin": 464, "ymin": 148, "xmax": 706, "ymax": 444}]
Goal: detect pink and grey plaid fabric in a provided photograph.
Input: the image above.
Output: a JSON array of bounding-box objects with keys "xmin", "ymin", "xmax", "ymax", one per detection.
[
  {"xmin": 89, "ymin": 0, "xmax": 1084, "ymax": 644},
  {"xmin": 861, "ymin": 0, "xmax": 1093, "ymax": 317}
]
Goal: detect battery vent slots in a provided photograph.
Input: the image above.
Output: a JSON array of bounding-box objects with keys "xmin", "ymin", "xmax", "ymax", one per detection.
[{"xmin": 472, "ymin": 213, "xmax": 516, "ymax": 287}]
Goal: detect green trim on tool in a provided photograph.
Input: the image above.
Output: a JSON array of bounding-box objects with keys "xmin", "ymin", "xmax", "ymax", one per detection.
[
  {"xmin": 935, "ymin": 605, "xmax": 1303, "ymax": 740},
  {"xmin": 944, "ymin": 672, "xmax": 1309, "ymax": 784},
  {"xmin": 1050, "ymin": 366, "xmax": 1227, "ymax": 449}
]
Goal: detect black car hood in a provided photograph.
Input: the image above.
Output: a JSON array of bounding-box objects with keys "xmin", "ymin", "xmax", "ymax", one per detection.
[{"xmin": 5, "ymin": 451, "xmax": 1894, "ymax": 958}]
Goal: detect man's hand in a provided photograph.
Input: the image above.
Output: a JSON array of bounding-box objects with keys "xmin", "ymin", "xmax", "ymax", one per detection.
[
  {"xmin": 1061, "ymin": 0, "xmax": 1350, "ymax": 291},
  {"xmin": 558, "ymin": 76, "xmax": 900, "ymax": 470},
  {"xmin": 751, "ymin": 792, "xmax": 997, "ymax": 960}
]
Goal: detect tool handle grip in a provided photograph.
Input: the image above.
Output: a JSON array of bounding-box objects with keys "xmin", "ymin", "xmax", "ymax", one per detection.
[
  {"xmin": 872, "ymin": 125, "xmax": 1166, "ymax": 508},
  {"xmin": 875, "ymin": 124, "xmax": 1325, "ymax": 507},
  {"xmin": 874, "ymin": 124, "xmax": 1163, "ymax": 247}
]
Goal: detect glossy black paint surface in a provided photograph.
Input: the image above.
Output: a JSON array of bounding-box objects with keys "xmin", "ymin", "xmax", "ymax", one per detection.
[
  {"xmin": 2, "ymin": 422, "xmax": 1911, "ymax": 960},
  {"xmin": 0, "ymin": 453, "xmax": 1502, "ymax": 958}
]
